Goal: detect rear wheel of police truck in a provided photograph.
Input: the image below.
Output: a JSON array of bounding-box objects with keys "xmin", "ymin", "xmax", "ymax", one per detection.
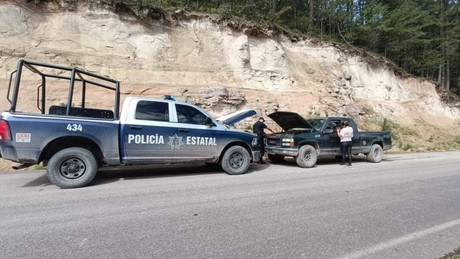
[
  {"xmin": 47, "ymin": 147, "xmax": 98, "ymax": 189},
  {"xmin": 221, "ymin": 145, "xmax": 250, "ymax": 175}
]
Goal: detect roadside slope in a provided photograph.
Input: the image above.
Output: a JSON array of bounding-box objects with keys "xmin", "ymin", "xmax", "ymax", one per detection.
[{"xmin": 0, "ymin": 0, "xmax": 459, "ymax": 159}]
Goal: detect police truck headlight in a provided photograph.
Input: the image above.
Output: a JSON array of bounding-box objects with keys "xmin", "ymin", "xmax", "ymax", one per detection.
[{"xmin": 252, "ymin": 137, "xmax": 258, "ymax": 146}]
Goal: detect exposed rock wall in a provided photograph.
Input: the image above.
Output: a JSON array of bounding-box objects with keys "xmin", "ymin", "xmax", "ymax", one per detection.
[{"xmin": 0, "ymin": 0, "xmax": 459, "ymax": 153}]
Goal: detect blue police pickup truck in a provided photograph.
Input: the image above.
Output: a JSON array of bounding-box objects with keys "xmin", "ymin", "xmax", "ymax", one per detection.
[
  {"xmin": 0, "ymin": 60, "xmax": 261, "ymax": 188},
  {"xmin": 265, "ymin": 111, "xmax": 392, "ymax": 167}
]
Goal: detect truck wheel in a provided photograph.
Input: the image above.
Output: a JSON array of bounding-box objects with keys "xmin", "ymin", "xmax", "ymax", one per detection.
[
  {"xmin": 268, "ymin": 154, "xmax": 284, "ymax": 164},
  {"xmin": 47, "ymin": 147, "xmax": 98, "ymax": 189},
  {"xmin": 221, "ymin": 146, "xmax": 250, "ymax": 175},
  {"xmin": 296, "ymin": 145, "xmax": 317, "ymax": 168},
  {"xmin": 367, "ymin": 144, "xmax": 383, "ymax": 163}
]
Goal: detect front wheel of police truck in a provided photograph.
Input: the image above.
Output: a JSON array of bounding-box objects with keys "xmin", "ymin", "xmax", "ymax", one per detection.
[{"xmin": 221, "ymin": 145, "xmax": 251, "ymax": 175}]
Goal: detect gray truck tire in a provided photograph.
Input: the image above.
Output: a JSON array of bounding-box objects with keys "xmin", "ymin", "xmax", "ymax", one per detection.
[
  {"xmin": 47, "ymin": 147, "xmax": 98, "ymax": 189},
  {"xmin": 296, "ymin": 145, "xmax": 317, "ymax": 168},
  {"xmin": 367, "ymin": 144, "xmax": 383, "ymax": 163},
  {"xmin": 221, "ymin": 146, "xmax": 250, "ymax": 175}
]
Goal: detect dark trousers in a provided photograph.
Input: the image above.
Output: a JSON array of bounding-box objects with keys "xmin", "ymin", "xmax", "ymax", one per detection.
[
  {"xmin": 258, "ymin": 135, "xmax": 265, "ymax": 159},
  {"xmin": 340, "ymin": 141, "xmax": 352, "ymax": 165}
]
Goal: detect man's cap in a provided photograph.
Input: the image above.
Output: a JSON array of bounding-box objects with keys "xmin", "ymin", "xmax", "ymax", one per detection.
[{"xmin": 259, "ymin": 117, "xmax": 265, "ymax": 121}]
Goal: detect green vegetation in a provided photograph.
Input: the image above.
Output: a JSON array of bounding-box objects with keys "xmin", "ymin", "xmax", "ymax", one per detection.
[
  {"xmin": 455, "ymin": 136, "xmax": 460, "ymax": 144},
  {"xmin": 361, "ymin": 106, "xmax": 375, "ymax": 116},
  {"xmin": 381, "ymin": 118, "xmax": 392, "ymax": 131},
  {"xmin": 33, "ymin": 163, "xmax": 45, "ymax": 170},
  {"xmin": 307, "ymin": 110, "xmax": 321, "ymax": 117},
  {"xmin": 112, "ymin": 0, "xmax": 460, "ymax": 97},
  {"xmin": 381, "ymin": 118, "xmax": 420, "ymax": 151},
  {"xmin": 379, "ymin": 118, "xmax": 460, "ymax": 151},
  {"xmin": 440, "ymin": 246, "xmax": 460, "ymax": 259}
]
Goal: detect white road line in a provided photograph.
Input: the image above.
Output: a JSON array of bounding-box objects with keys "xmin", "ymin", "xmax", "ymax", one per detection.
[{"xmin": 338, "ymin": 218, "xmax": 460, "ymax": 259}]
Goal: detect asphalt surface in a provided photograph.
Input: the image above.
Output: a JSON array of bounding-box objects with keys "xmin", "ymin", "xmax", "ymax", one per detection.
[{"xmin": 0, "ymin": 151, "xmax": 459, "ymax": 258}]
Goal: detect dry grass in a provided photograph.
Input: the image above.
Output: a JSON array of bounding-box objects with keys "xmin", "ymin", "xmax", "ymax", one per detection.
[{"xmin": 440, "ymin": 247, "xmax": 460, "ymax": 259}]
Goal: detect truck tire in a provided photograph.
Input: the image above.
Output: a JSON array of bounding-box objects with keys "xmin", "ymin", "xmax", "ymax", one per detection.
[
  {"xmin": 367, "ymin": 144, "xmax": 383, "ymax": 163},
  {"xmin": 47, "ymin": 147, "xmax": 98, "ymax": 189},
  {"xmin": 296, "ymin": 145, "xmax": 317, "ymax": 168},
  {"xmin": 268, "ymin": 154, "xmax": 284, "ymax": 164},
  {"xmin": 221, "ymin": 146, "xmax": 250, "ymax": 175}
]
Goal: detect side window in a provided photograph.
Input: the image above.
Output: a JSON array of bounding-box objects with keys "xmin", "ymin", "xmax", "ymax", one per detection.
[
  {"xmin": 135, "ymin": 101, "xmax": 169, "ymax": 122},
  {"xmin": 326, "ymin": 120, "xmax": 342, "ymax": 130},
  {"xmin": 324, "ymin": 120, "xmax": 343, "ymax": 136},
  {"xmin": 176, "ymin": 104, "xmax": 207, "ymax": 125}
]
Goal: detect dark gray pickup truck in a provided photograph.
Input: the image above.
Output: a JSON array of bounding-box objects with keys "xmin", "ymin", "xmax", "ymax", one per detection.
[{"xmin": 265, "ymin": 112, "xmax": 392, "ymax": 167}]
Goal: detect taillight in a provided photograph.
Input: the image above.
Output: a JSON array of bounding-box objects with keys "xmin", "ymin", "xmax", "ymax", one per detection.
[{"xmin": 0, "ymin": 120, "xmax": 11, "ymax": 141}]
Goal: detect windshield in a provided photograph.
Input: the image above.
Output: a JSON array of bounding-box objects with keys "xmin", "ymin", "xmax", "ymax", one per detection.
[{"xmin": 306, "ymin": 119, "xmax": 326, "ymax": 131}]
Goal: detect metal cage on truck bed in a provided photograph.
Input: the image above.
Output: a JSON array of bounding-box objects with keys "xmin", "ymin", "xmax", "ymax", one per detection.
[{"xmin": 6, "ymin": 59, "xmax": 121, "ymax": 119}]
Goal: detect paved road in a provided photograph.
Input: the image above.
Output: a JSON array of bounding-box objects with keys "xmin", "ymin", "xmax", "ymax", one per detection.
[{"xmin": 0, "ymin": 151, "xmax": 459, "ymax": 258}]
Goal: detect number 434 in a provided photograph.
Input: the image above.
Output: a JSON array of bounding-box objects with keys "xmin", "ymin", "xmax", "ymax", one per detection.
[{"xmin": 66, "ymin": 124, "xmax": 83, "ymax": 132}]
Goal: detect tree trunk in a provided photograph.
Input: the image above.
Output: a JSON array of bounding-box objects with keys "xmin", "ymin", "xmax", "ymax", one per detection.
[
  {"xmin": 440, "ymin": 0, "xmax": 450, "ymax": 90},
  {"xmin": 309, "ymin": 0, "xmax": 314, "ymax": 35},
  {"xmin": 445, "ymin": 59, "xmax": 450, "ymax": 90},
  {"xmin": 439, "ymin": 0, "xmax": 445, "ymax": 88},
  {"xmin": 347, "ymin": 0, "xmax": 354, "ymax": 31},
  {"xmin": 320, "ymin": 19, "xmax": 323, "ymax": 42},
  {"xmin": 359, "ymin": 0, "xmax": 365, "ymax": 24},
  {"xmin": 457, "ymin": 79, "xmax": 460, "ymax": 95},
  {"xmin": 438, "ymin": 64, "xmax": 443, "ymax": 86}
]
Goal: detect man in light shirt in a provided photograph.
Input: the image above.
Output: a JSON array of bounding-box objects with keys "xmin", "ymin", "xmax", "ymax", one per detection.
[{"xmin": 337, "ymin": 121, "xmax": 354, "ymax": 166}]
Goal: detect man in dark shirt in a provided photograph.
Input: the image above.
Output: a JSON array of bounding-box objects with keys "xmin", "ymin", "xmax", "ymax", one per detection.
[{"xmin": 253, "ymin": 117, "xmax": 274, "ymax": 164}]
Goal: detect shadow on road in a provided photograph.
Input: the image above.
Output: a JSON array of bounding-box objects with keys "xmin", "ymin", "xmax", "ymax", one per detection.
[
  {"xmin": 22, "ymin": 174, "xmax": 53, "ymax": 188},
  {"xmin": 19, "ymin": 155, "xmax": 381, "ymax": 188},
  {"xmin": 269, "ymin": 155, "xmax": 370, "ymax": 167},
  {"xmin": 18, "ymin": 162, "xmax": 272, "ymax": 188},
  {"xmin": 90, "ymin": 162, "xmax": 269, "ymax": 187}
]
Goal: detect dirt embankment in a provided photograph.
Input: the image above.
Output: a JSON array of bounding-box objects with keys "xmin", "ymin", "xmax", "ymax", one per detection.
[{"xmin": 0, "ymin": 0, "xmax": 459, "ymax": 171}]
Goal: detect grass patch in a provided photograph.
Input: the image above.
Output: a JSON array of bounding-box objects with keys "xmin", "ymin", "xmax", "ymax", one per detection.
[
  {"xmin": 33, "ymin": 163, "xmax": 45, "ymax": 170},
  {"xmin": 455, "ymin": 136, "xmax": 460, "ymax": 145},
  {"xmin": 440, "ymin": 246, "xmax": 460, "ymax": 259},
  {"xmin": 381, "ymin": 118, "xmax": 420, "ymax": 151},
  {"xmin": 359, "ymin": 118, "xmax": 460, "ymax": 152},
  {"xmin": 401, "ymin": 143, "xmax": 415, "ymax": 151},
  {"xmin": 361, "ymin": 106, "xmax": 375, "ymax": 116},
  {"xmin": 307, "ymin": 110, "xmax": 321, "ymax": 117}
]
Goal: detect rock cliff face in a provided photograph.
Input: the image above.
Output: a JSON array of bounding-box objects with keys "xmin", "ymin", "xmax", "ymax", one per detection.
[{"xmin": 0, "ymin": 0, "xmax": 459, "ymax": 153}]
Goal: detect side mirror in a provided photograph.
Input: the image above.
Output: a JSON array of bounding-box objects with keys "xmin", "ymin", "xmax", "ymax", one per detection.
[{"xmin": 206, "ymin": 117, "xmax": 214, "ymax": 127}]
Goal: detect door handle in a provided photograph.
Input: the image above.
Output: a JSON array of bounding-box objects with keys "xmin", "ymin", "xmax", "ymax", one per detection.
[
  {"xmin": 178, "ymin": 128, "xmax": 189, "ymax": 132},
  {"xmin": 129, "ymin": 125, "xmax": 143, "ymax": 130}
]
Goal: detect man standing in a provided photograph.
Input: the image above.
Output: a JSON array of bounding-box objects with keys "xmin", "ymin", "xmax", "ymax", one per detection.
[
  {"xmin": 253, "ymin": 117, "xmax": 274, "ymax": 164},
  {"xmin": 337, "ymin": 121, "xmax": 354, "ymax": 166}
]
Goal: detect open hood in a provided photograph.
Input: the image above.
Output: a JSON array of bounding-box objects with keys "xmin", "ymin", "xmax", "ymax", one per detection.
[
  {"xmin": 216, "ymin": 109, "xmax": 257, "ymax": 126},
  {"xmin": 268, "ymin": 111, "xmax": 314, "ymax": 131}
]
